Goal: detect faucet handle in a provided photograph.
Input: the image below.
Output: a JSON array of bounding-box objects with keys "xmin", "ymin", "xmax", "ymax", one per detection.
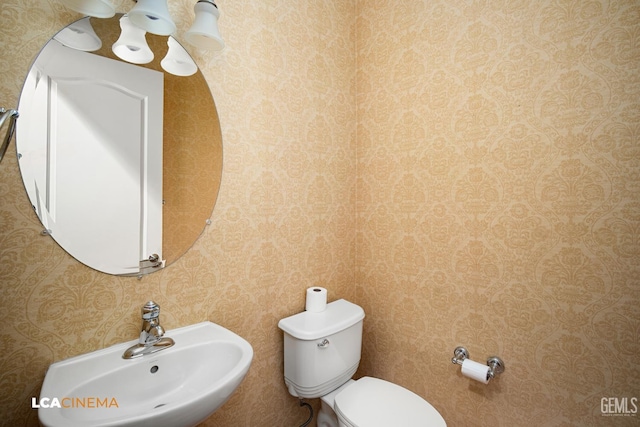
[{"xmin": 141, "ymin": 300, "xmax": 160, "ymax": 320}]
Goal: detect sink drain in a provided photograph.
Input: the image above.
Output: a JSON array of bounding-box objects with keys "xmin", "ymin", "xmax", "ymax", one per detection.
[{"xmin": 154, "ymin": 403, "xmax": 166, "ymax": 409}]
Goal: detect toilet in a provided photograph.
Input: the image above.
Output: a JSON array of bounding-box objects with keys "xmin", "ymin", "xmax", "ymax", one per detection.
[{"xmin": 278, "ymin": 299, "xmax": 446, "ymax": 427}]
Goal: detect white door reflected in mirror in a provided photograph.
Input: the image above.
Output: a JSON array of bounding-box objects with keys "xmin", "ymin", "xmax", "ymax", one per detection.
[{"xmin": 18, "ymin": 40, "xmax": 164, "ymax": 275}]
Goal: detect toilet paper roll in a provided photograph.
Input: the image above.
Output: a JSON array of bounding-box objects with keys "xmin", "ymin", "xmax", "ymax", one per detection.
[
  {"xmin": 461, "ymin": 359, "xmax": 490, "ymax": 384},
  {"xmin": 305, "ymin": 287, "xmax": 327, "ymax": 312}
]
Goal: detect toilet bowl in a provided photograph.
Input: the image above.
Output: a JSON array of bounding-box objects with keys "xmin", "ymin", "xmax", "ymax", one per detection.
[
  {"xmin": 278, "ymin": 299, "xmax": 446, "ymax": 427},
  {"xmin": 317, "ymin": 380, "xmax": 353, "ymax": 427},
  {"xmin": 316, "ymin": 377, "xmax": 446, "ymax": 427}
]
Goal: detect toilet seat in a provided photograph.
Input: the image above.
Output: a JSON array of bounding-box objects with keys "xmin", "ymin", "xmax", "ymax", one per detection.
[{"xmin": 334, "ymin": 377, "xmax": 446, "ymax": 427}]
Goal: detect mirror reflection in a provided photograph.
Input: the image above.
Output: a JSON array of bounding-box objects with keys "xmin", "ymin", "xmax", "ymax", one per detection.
[{"xmin": 16, "ymin": 15, "xmax": 223, "ymax": 276}]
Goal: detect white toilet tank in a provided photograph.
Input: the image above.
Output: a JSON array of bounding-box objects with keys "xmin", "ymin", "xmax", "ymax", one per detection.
[{"xmin": 278, "ymin": 299, "xmax": 365, "ymax": 398}]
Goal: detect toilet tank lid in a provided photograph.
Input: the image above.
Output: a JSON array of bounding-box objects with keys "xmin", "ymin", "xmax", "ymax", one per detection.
[{"xmin": 278, "ymin": 299, "xmax": 365, "ymax": 340}]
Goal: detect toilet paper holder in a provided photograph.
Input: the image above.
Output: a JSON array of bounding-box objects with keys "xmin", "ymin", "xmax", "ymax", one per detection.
[{"xmin": 451, "ymin": 346, "xmax": 505, "ymax": 381}]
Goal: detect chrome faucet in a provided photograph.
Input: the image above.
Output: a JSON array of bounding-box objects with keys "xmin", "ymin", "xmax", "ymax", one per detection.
[{"xmin": 123, "ymin": 301, "xmax": 175, "ymax": 359}]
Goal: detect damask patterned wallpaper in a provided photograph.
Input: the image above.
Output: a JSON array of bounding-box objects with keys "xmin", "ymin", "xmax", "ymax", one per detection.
[
  {"xmin": 355, "ymin": 1, "xmax": 639, "ymax": 426},
  {"xmin": 0, "ymin": 1, "xmax": 638, "ymax": 427}
]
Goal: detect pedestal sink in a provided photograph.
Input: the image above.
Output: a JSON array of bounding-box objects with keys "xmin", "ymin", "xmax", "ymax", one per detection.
[{"xmin": 38, "ymin": 321, "xmax": 253, "ymax": 427}]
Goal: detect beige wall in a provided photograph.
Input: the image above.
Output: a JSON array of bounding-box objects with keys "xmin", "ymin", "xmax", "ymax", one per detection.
[
  {"xmin": 355, "ymin": 1, "xmax": 639, "ymax": 426},
  {"xmin": 0, "ymin": 1, "xmax": 638, "ymax": 426}
]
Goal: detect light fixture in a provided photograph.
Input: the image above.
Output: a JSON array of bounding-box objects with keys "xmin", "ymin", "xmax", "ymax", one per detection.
[
  {"xmin": 54, "ymin": 17, "xmax": 102, "ymax": 51},
  {"xmin": 58, "ymin": 0, "xmax": 115, "ymax": 19},
  {"xmin": 112, "ymin": 15, "xmax": 154, "ymax": 64},
  {"xmin": 161, "ymin": 38, "xmax": 197, "ymax": 76},
  {"xmin": 185, "ymin": 0, "xmax": 225, "ymax": 51},
  {"xmin": 58, "ymin": 0, "xmax": 225, "ymax": 72},
  {"xmin": 128, "ymin": 0, "xmax": 176, "ymax": 36}
]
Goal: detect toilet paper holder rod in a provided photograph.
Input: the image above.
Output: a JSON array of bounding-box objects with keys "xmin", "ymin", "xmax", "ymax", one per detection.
[{"xmin": 451, "ymin": 346, "xmax": 505, "ymax": 380}]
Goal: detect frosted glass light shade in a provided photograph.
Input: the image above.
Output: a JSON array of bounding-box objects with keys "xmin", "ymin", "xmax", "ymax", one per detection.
[
  {"xmin": 54, "ymin": 17, "xmax": 102, "ymax": 51},
  {"xmin": 59, "ymin": 0, "xmax": 115, "ymax": 18},
  {"xmin": 161, "ymin": 38, "xmax": 197, "ymax": 76},
  {"xmin": 185, "ymin": 0, "xmax": 225, "ymax": 51},
  {"xmin": 128, "ymin": 0, "xmax": 177, "ymax": 36},
  {"xmin": 112, "ymin": 15, "xmax": 154, "ymax": 64}
]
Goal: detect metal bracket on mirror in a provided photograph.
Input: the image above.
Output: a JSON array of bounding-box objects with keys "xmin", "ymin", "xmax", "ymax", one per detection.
[{"xmin": 139, "ymin": 254, "xmax": 165, "ymax": 275}]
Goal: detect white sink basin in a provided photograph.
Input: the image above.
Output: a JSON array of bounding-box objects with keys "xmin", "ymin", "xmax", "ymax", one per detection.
[{"xmin": 39, "ymin": 321, "xmax": 253, "ymax": 427}]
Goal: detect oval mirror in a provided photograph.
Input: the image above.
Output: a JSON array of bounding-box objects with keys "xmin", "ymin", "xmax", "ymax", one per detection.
[{"xmin": 16, "ymin": 15, "xmax": 223, "ymax": 276}]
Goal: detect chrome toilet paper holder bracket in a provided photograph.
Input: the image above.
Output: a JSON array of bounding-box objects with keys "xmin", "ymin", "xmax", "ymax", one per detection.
[
  {"xmin": 451, "ymin": 346, "xmax": 469, "ymax": 366},
  {"xmin": 451, "ymin": 346, "xmax": 505, "ymax": 380}
]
